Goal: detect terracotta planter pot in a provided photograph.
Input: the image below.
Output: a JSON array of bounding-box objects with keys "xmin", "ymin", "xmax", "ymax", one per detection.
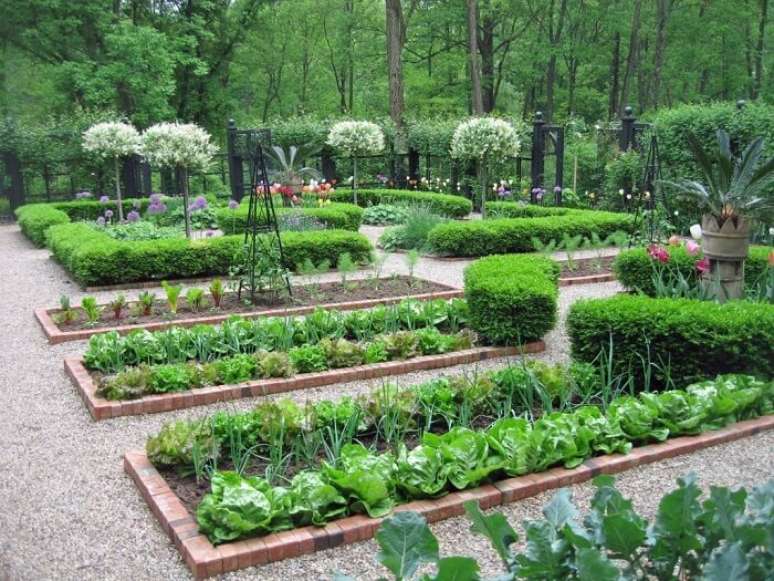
[{"xmin": 700, "ymin": 214, "xmax": 750, "ymax": 302}]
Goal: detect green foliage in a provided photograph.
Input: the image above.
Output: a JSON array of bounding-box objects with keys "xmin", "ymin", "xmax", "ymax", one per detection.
[
  {"xmin": 51, "ymin": 198, "xmax": 152, "ymax": 221},
  {"xmin": 464, "ymin": 254, "xmax": 559, "ymax": 345},
  {"xmin": 568, "ymin": 294, "xmax": 774, "ymax": 388},
  {"xmin": 44, "ymin": 222, "xmax": 372, "ymax": 286},
  {"xmin": 428, "ymin": 210, "xmax": 635, "ymax": 257},
  {"xmin": 379, "ymin": 207, "xmax": 447, "ymax": 251},
  {"xmin": 161, "ymin": 281, "xmax": 182, "ymax": 314},
  {"xmin": 288, "ymin": 344, "xmax": 328, "ymax": 373},
  {"xmin": 614, "ymin": 245, "xmax": 772, "ymax": 296},
  {"xmin": 15, "ymin": 204, "xmax": 70, "ymax": 246},
  {"xmin": 216, "ymin": 202, "xmax": 364, "ymax": 234},
  {"xmin": 362, "ymin": 204, "xmax": 410, "ymax": 226},
  {"xmin": 330, "ymin": 189, "xmax": 472, "ymax": 218}
]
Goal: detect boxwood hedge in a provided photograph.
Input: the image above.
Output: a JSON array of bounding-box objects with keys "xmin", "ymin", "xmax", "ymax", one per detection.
[
  {"xmin": 329, "ymin": 188, "xmax": 472, "ymax": 218},
  {"xmin": 216, "ymin": 202, "xmax": 363, "ymax": 234},
  {"xmin": 51, "ymin": 198, "xmax": 152, "ymax": 221},
  {"xmin": 484, "ymin": 202, "xmax": 573, "ymax": 218},
  {"xmin": 45, "ymin": 223, "xmax": 372, "ymax": 287},
  {"xmin": 614, "ymin": 245, "xmax": 772, "ymax": 295},
  {"xmin": 429, "ymin": 209, "xmax": 635, "ymax": 257},
  {"xmin": 568, "ymin": 294, "xmax": 774, "ymax": 388},
  {"xmin": 15, "ymin": 204, "xmax": 70, "ymax": 246},
  {"xmin": 464, "ymin": 254, "xmax": 560, "ymax": 345}
]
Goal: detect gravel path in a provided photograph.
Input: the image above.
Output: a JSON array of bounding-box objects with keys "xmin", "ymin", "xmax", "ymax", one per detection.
[{"xmin": 0, "ymin": 222, "xmax": 770, "ymax": 581}]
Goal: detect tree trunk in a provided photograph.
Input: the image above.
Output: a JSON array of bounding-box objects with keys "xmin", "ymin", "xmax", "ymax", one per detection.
[
  {"xmin": 753, "ymin": 0, "xmax": 768, "ymax": 99},
  {"xmin": 545, "ymin": 0, "xmax": 568, "ymax": 122},
  {"xmin": 466, "ymin": 0, "xmax": 484, "ymax": 114},
  {"xmin": 608, "ymin": 31, "xmax": 621, "ymax": 120},
  {"xmin": 619, "ymin": 0, "xmax": 642, "ymax": 115},
  {"xmin": 480, "ymin": 14, "xmax": 496, "ymax": 112},
  {"xmin": 386, "ymin": 0, "xmax": 406, "ymax": 149},
  {"xmin": 352, "ymin": 156, "xmax": 358, "ymax": 206},
  {"xmin": 114, "ymin": 157, "xmax": 124, "ymax": 222},
  {"xmin": 651, "ymin": 0, "xmax": 670, "ymax": 109}
]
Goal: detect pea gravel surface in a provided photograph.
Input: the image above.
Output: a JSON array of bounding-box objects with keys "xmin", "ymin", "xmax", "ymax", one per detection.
[{"xmin": 0, "ymin": 223, "xmax": 771, "ymax": 581}]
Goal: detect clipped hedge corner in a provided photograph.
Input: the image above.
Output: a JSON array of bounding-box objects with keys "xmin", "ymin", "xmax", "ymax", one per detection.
[
  {"xmin": 330, "ymin": 188, "xmax": 472, "ymax": 218},
  {"xmin": 567, "ymin": 294, "xmax": 774, "ymax": 388},
  {"xmin": 216, "ymin": 202, "xmax": 363, "ymax": 234},
  {"xmin": 464, "ymin": 254, "xmax": 560, "ymax": 345},
  {"xmin": 428, "ymin": 209, "xmax": 635, "ymax": 257},
  {"xmin": 15, "ymin": 204, "xmax": 71, "ymax": 246}
]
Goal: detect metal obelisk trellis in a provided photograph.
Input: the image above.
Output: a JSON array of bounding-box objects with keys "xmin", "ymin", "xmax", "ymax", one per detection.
[{"xmin": 237, "ymin": 130, "xmax": 292, "ymax": 303}]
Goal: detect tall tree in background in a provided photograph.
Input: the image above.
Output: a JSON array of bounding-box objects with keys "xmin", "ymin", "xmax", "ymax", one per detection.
[
  {"xmin": 385, "ymin": 0, "xmax": 419, "ymax": 149},
  {"xmin": 753, "ymin": 0, "xmax": 768, "ymax": 98},
  {"xmin": 466, "ymin": 0, "xmax": 484, "ymax": 114}
]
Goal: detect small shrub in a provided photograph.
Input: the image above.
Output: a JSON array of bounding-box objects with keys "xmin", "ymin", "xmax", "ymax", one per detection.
[
  {"xmin": 379, "ymin": 207, "xmax": 447, "ymax": 251},
  {"xmin": 464, "ymin": 255, "xmax": 560, "ymax": 344},
  {"xmin": 362, "ymin": 204, "xmax": 410, "ymax": 225}
]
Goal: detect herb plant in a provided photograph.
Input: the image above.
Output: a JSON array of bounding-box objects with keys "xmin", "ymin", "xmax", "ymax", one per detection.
[
  {"xmin": 209, "ymin": 279, "xmax": 224, "ymax": 308},
  {"xmin": 81, "ymin": 296, "xmax": 102, "ymax": 325},
  {"xmin": 186, "ymin": 288, "xmax": 207, "ymax": 312},
  {"xmin": 138, "ymin": 291, "xmax": 155, "ymax": 316},
  {"xmin": 109, "ymin": 294, "xmax": 127, "ymax": 320},
  {"xmin": 161, "ymin": 281, "xmax": 183, "ymax": 314}
]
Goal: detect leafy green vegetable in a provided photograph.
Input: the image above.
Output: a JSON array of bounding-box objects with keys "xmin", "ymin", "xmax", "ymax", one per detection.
[{"xmin": 422, "ymin": 427, "xmax": 502, "ymax": 490}]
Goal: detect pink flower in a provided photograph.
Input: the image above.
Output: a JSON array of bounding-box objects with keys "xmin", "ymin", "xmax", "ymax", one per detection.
[
  {"xmin": 685, "ymin": 240, "xmax": 700, "ymax": 256},
  {"xmin": 647, "ymin": 244, "xmax": 670, "ymax": 264},
  {"xmin": 695, "ymin": 257, "xmax": 710, "ymax": 274}
]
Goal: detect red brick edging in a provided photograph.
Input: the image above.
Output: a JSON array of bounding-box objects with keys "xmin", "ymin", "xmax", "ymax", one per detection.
[
  {"xmin": 124, "ymin": 414, "xmax": 774, "ymax": 578},
  {"xmin": 66, "ymin": 342, "xmax": 544, "ymax": 420},
  {"xmin": 36, "ymin": 288, "xmax": 464, "ymax": 345},
  {"xmin": 558, "ymin": 272, "xmax": 616, "ymax": 287}
]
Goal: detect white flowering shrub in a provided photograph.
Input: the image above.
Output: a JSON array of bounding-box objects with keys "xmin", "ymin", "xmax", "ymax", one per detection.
[
  {"xmin": 140, "ymin": 122, "xmax": 216, "ymax": 171},
  {"xmin": 450, "ymin": 117, "xmax": 520, "ymax": 161},
  {"xmin": 327, "ymin": 121, "xmax": 385, "ymax": 157},
  {"xmin": 82, "ymin": 122, "xmax": 140, "ymax": 159}
]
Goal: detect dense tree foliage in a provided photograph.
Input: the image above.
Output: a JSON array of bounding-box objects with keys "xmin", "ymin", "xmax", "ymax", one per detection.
[{"xmin": 0, "ymin": 0, "xmax": 770, "ymax": 137}]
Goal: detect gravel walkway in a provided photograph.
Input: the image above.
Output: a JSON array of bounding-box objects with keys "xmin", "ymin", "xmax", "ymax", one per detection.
[{"xmin": 0, "ymin": 222, "xmax": 770, "ymax": 581}]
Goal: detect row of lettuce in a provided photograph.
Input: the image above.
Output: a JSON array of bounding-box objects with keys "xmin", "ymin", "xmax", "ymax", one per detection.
[{"xmin": 143, "ymin": 371, "xmax": 773, "ymax": 544}]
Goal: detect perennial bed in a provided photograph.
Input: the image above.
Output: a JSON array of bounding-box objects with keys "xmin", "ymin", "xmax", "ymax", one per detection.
[
  {"xmin": 36, "ymin": 276, "xmax": 460, "ymax": 344},
  {"xmin": 125, "ymin": 369, "xmax": 773, "ymax": 578}
]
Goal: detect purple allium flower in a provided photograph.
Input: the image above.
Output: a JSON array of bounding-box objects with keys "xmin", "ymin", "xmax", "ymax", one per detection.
[
  {"xmin": 205, "ymin": 229, "xmax": 215, "ymax": 238},
  {"xmin": 75, "ymin": 191, "xmax": 92, "ymax": 200},
  {"xmin": 188, "ymin": 195, "xmax": 208, "ymax": 212},
  {"xmin": 104, "ymin": 209, "xmax": 114, "ymax": 219},
  {"xmin": 99, "ymin": 195, "xmax": 110, "ymax": 204},
  {"xmin": 554, "ymin": 186, "xmax": 562, "ymax": 194},
  {"xmin": 228, "ymin": 199, "xmax": 239, "ymax": 210},
  {"xmin": 96, "ymin": 217, "xmax": 106, "ymax": 227},
  {"xmin": 147, "ymin": 202, "xmax": 167, "ymax": 215},
  {"xmin": 127, "ymin": 210, "xmax": 140, "ymax": 223},
  {"xmin": 149, "ymin": 193, "xmax": 162, "ymax": 204}
]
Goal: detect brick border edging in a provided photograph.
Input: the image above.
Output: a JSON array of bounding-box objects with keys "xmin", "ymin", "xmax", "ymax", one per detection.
[
  {"xmin": 36, "ymin": 288, "xmax": 464, "ymax": 345},
  {"xmin": 66, "ymin": 341, "xmax": 544, "ymax": 420},
  {"xmin": 558, "ymin": 272, "xmax": 616, "ymax": 287},
  {"xmin": 124, "ymin": 414, "xmax": 774, "ymax": 579}
]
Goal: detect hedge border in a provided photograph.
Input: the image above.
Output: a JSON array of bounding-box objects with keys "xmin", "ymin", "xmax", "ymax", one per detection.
[
  {"xmin": 329, "ymin": 188, "xmax": 472, "ymax": 218},
  {"xmin": 124, "ymin": 414, "xmax": 774, "ymax": 578},
  {"xmin": 215, "ymin": 203, "xmax": 364, "ymax": 234},
  {"xmin": 36, "ymin": 286, "xmax": 462, "ymax": 344},
  {"xmin": 65, "ymin": 341, "xmax": 545, "ymax": 420},
  {"xmin": 15, "ymin": 204, "xmax": 70, "ymax": 246}
]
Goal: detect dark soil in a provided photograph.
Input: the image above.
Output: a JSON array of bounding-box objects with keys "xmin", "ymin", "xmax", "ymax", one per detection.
[
  {"xmin": 558, "ymin": 255, "xmax": 615, "ymax": 278},
  {"xmin": 56, "ymin": 276, "xmax": 455, "ymax": 331}
]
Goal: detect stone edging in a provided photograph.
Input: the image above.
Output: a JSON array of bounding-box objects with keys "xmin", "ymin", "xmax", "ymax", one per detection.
[
  {"xmin": 124, "ymin": 414, "xmax": 774, "ymax": 579},
  {"xmin": 66, "ymin": 342, "xmax": 544, "ymax": 420},
  {"xmin": 36, "ymin": 289, "xmax": 464, "ymax": 345}
]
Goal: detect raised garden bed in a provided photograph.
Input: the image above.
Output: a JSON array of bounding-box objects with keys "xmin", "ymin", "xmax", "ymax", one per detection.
[
  {"xmin": 37, "ymin": 276, "xmax": 461, "ymax": 344},
  {"xmin": 66, "ymin": 343, "xmax": 543, "ymax": 420},
  {"xmin": 125, "ymin": 411, "xmax": 774, "ymax": 578}
]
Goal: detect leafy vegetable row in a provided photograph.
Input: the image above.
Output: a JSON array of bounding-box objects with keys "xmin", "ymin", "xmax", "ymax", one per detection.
[
  {"xmin": 84, "ymin": 298, "xmax": 469, "ymax": 374},
  {"xmin": 353, "ymin": 475, "xmax": 774, "ymax": 581},
  {"xmin": 98, "ymin": 328, "xmax": 475, "ymax": 400},
  {"xmin": 189, "ymin": 374, "xmax": 772, "ymax": 544}
]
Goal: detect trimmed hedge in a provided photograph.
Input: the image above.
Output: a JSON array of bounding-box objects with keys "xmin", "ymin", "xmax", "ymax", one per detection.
[
  {"xmin": 15, "ymin": 204, "xmax": 70, "ymax": 246},
  {"xmin": 330, "ymin": 188, "xmax": 472, "ymax": 218},
  {"xmin": 484, "ymin": 202, "xmax": 573, "ymax": 218},
  {"xmin": 613, "ymin": 245, "xmax": 772, "ymax": 296},
  {"xmin": 464, "ymin": 254, "xmax": 560, "ymax": 345},
  {"xmin": 51, "ymin": 199, "xmax": 152, "ymax": 221},
  {"xmin": 45, "ymin": 223, "xmax": 372, "ymax": 286},
  {"xmin": 568, "ymin": 294, "xmax": 774, "ymax": 388},
  {"xmin": 216, "ymin": 202, "xmax": 363, "ymax": 234},
  {"xmin": 429, "ymin": 210, "xmax": 635, "ymax": 257}
]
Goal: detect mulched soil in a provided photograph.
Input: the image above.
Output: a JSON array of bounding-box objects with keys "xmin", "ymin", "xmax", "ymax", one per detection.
[
  {"xmin": 55, "ymin": 276, "xmax": 454, "ymax": 331},
  {"xmin": 557, "ymin": 255, "xmax": 615, "ymax": 278}
]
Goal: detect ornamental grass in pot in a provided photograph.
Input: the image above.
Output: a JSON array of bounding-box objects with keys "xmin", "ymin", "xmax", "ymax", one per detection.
[{"xmin": 671, "ymin": 129, "xmax": 774, "ymax": 301}]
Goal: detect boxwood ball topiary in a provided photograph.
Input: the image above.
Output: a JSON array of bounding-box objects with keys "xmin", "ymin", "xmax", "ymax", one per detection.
[{"xmin": 464, "ymin": 254, "xmax": 560, "ymax": 345}]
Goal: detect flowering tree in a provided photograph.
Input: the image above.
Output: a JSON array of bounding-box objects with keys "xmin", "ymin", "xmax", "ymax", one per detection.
[
  {"xmin": 140, "ymin": 122, "xmax": 216, "ymax": 238},
  {"xmin": 450, "ymin": 117, "xmax": 520, "ymax": 218},
  {"xmin": 327, "ymin": 121, "xmax": 384, "ymax": 204},
  {"xmin": 82, "ymin": 122, "xmax": 141, "ymax": 221}
]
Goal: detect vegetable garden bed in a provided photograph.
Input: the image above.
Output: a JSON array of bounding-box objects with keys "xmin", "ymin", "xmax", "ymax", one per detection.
[
  {"xmin": 66, "ymin": 343, "xmax": 542, "ymax": 420},
  {"xmin": 125, "ymin": 412, "xmax": 774, "ymax": 578},
  {"xmin": 36, "ymin": 276, "xmax": 461, "ymax": 344}
]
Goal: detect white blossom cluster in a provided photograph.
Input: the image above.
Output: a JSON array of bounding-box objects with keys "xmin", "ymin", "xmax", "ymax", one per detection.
[
  {"xmin": 450, "ymin": 117, "xmax": 521, "ymax": 161},
  {"xmin": 327, "ymin": 121, "xmax": 385, "ymax": 157},
  {"xmin": 82, "ymin": 122, "xmax": 140, "ymax": 159},
  {"xmin": 140, "ymin": 122, "xmax": 217, "ymax": 170}
]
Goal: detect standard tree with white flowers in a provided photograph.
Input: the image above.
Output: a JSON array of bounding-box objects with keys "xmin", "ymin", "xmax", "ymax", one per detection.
[
  {"xmin": 82, "ymin": 122, "xmax": 141, "ymax": 221},
  {"xmin": 450, "ymin": 117, "xmax": 520, "ymax": 218},
  {"xmin": 140, "ymin": 122, "xmax": 216, "ymax": 238},
  {"xmin": 327, "ymin": 121, "xmax": 385, "ymax": 205}
]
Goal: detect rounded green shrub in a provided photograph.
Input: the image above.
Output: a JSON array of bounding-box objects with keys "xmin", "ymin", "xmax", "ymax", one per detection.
[
  {"xmin": 216, "ymin": 202, "xmax": 363, "ymax": 234},
  {"xmin": 15, "ymin": 204, "xmax": 71, "ymax": 246},
  {"xmin": 330, "ymin": 188, "xmax": 472, "ymax": 218},
  {"xmin": 464, "ymin": 254, "xmax": 560, "ymax": 345}
]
